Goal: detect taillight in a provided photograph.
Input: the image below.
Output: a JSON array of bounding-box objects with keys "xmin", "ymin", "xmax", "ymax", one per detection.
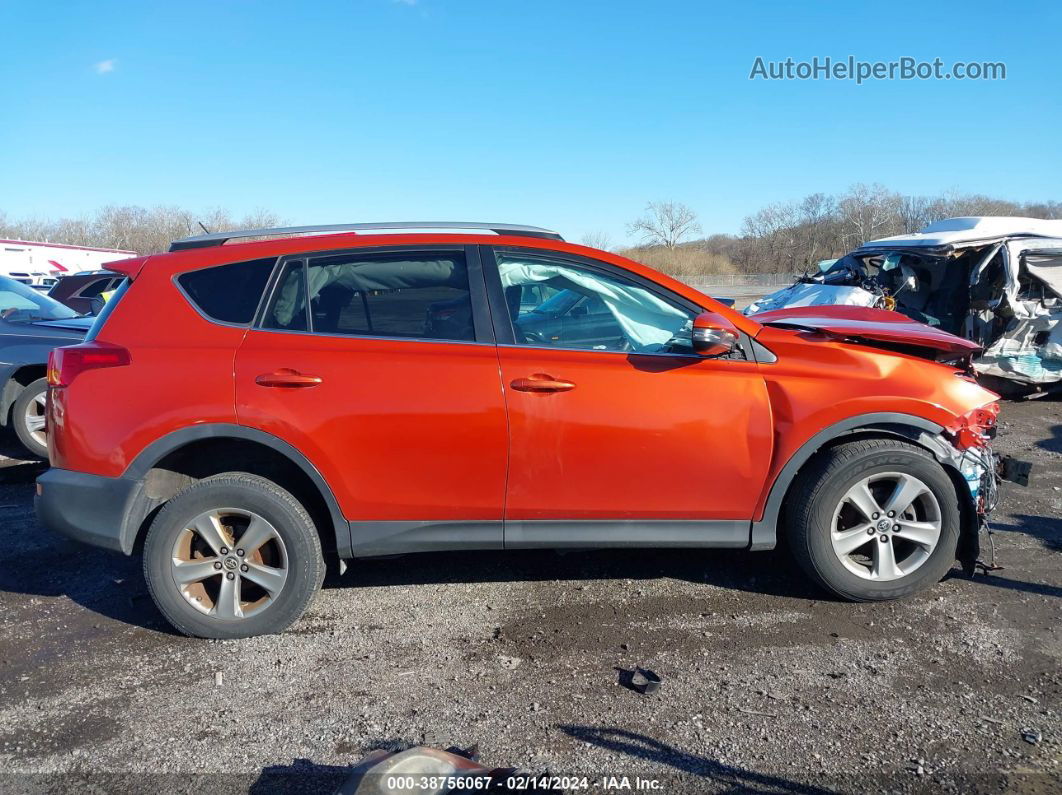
[
  {"xmin": 949, "ymin": 401, "xmax": 1000, "ymax": 450},
  {"xmin": 48, "ymin": 342, "xmax": 131, "ymax": 387}
]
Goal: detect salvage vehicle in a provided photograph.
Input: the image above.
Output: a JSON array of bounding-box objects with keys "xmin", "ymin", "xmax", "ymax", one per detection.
[
  {"xmin": 36, "ymin": 222, "xmax": 1025, "ymax": 639},
  {"xmin": 746, "ymin": 217, "xmax": 1062, "ymax": 395},
  {"xmin": 0, "ymin": 275, "xmax": 91, "ymax": 458}
]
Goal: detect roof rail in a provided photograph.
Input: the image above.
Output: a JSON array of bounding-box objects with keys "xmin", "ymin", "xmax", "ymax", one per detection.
[{"xmin": 169, "ymin": 222, "xmax": 563, "ymax": 251}]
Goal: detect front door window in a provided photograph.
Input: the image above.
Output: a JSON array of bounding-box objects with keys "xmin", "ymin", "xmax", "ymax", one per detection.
[{"xmin": 495, "ymin": 253, "xmax": 697, "ymax": 354}]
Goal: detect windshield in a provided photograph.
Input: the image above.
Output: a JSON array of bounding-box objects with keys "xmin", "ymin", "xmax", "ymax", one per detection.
[{"xmin": 0, "ymin": 275, "xmax": 80, "ymax": 322}]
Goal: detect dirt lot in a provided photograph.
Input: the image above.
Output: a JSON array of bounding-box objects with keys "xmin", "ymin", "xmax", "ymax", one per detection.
[{"xmin": 0, "ymin": 399, "xmax": 1059, "ymax": 794}]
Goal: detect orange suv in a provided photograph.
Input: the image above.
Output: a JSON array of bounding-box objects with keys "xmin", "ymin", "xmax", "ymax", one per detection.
[{"xmin": 36, "ymin": 223, "xmax": 1010, "ymax": 638}]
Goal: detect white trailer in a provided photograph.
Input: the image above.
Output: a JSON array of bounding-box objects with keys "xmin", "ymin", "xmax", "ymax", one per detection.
[{"xmin": 0, "ymin": 239, "xmax": 137, "ymax": 288}]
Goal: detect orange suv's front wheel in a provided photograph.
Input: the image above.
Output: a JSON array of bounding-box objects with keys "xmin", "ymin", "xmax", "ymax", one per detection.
[
  {"xmin": 786, "ymin": 438, "xmax": 961, "ymax": 601},
  {"xmin": 143, "ymin": 473, "xmax": 325, "ymax": 638}
]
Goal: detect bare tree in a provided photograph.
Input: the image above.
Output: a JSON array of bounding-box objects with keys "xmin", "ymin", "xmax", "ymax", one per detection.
[
  {"xmin": 837, "ymin": 183, "xmax": 902, "ymax": 247},
  {"xmin": 897, "ymin": 195, "xmax": 935, "ymax": 233},
  {"xmin": 627, "ymin": 201, "xmax": 701, "ymax": 250},
  {"xmin": 579, "ymin": 231, "xmax": 612, "ymax": 251},
  {"xmin": 1022, "ymin": 200, "xmax": 1062, "ymax": 219},
  {"xmin": 796, "ymin": 193, "xmax": 838, "ymax": 266}
]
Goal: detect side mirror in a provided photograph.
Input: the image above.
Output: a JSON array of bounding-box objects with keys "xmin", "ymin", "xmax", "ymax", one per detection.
[{"xmin": 692, "ymin": 311, "xmax": 739, "ymax": 357}]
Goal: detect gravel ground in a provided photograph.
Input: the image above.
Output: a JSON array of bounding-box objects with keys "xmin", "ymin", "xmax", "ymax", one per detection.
[{"xmin": 0, "ymin": 399, "xmax": 1058, "ymax": 795}]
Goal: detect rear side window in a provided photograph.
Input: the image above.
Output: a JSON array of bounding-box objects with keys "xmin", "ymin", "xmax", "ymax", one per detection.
[
  {"xmin": 177, "ymin": 258, "xmax": 275, "ymax": 325},
  {"xmin": 262, "ymin": 251, "xmax": 474, "ymax": 341}
]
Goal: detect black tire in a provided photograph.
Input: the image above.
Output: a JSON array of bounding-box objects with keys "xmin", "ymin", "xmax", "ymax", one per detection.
[
  {"xmin": 143, "ymin": 473, "xmax": 325, "ymax": 638},
  {"xmin": 786, "ymin": 438, "xmax": 961, "ymax": 602},
  {"xmin": 12, "ymin": 378, "xmax": 48, "ymax": 459}
]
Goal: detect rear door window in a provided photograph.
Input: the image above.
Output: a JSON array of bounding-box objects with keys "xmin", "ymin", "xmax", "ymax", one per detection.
[
  {"xmin": 176, "ymin": 257, "xmax": 276, "ymax": 325},
  {"xmin": 262, "ymin": 251, "xmax": 475, "ymax": 342}
]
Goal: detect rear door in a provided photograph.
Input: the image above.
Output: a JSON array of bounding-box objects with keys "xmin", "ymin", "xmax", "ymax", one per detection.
[
  {"xmin": 235, "ymin": 245, "xmax": 508, "ymax": 553},
  {"xmin": 485, "ymin": 246, "xmax": 773, "ymax": 547}
]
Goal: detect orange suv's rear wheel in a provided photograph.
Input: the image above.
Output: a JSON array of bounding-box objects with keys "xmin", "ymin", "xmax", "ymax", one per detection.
[
  {"xmin": 143, "ymin": 473, "xmax": 325, "ymax": 638},
  {"xmin": 786, "ymin": 438, "xmax": 961, "ymax": 601}
]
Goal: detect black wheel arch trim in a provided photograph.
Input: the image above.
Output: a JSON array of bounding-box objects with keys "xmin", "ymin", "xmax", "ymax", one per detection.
[
  {"xmin": 750, "ymin": 412, "xmax": 951, "ymax": 550},
  {"xmin": 126, "ymin": 423, "xmax": 352, "ymax": 557}
]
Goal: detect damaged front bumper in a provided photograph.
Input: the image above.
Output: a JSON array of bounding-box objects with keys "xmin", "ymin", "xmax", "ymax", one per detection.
[
  {"xmin": 949, "ymin": 440, "xmax": 1032, "ymax": 575},
  {"xmin": 917, "ymin": 399, "xmax": 1031, "ymax": 576}
]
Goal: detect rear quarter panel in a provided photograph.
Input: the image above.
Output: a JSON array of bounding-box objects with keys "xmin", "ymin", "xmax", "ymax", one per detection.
[{"xmin": 49, "ymin": 272, "xmax": 245, "ymax": 475}]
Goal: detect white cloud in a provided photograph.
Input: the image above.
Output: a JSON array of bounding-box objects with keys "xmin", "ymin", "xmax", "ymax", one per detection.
[
  {"xmin": 391, "ymin": 0, "xmax": 417, "ymax": 5},
  {"xmin": 94, "ymin": 59, "xmax": 116, "ymax": 75}
]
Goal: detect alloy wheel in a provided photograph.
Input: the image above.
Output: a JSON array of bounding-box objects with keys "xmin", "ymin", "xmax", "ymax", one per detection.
[
  {"xmin": 170, "ymin": 509, "xmax": 289, "ymax": 619},
  {"xmin": 23, "ymin": 392, "xmax": 47, "ymax": 448},
  {"xmin": 829, "ymin": 472, "xmax": 942, "ymax": 581}
]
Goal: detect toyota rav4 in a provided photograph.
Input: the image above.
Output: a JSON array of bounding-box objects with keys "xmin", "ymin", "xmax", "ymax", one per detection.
[{"xmin": 36, "ymin": 222, "xmax": 1013, "ymax": 638}]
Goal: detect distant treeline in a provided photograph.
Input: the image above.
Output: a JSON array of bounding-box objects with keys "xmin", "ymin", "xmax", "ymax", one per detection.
[
  {"xmin": 4, "ymin": 185, "xmax": 1060, "ymax": 281},
  {"xmin": 0, "ymin": 206, "xmax": 284, "ymax": 256},
  {"xmin": 618, "ymin": 185, "xmax": 1062, "ymax": 280}
]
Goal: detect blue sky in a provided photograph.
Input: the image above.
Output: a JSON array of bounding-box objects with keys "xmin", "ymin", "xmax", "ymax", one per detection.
[{"xmin": 1, "ymin": 0, "xmax": 1059, "ymax": 244}]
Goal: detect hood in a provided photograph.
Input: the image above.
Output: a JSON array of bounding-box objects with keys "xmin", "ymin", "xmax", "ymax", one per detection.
[
  {"xmin": 28, "ymin": 316, "xmax": 94, "ymax": 334},
  {"xmin": 752, "ymin": 305, "xmax": 981, "ymax": 357}
]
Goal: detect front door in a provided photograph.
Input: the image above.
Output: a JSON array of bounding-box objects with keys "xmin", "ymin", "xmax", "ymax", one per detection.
[
  {"xmin": 235, "ymin": 245, "xmax": 508, "ymax": 553},
  {"xmin": 486, "ymin": 247, "xmax": 773, "ymax": 548}
]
